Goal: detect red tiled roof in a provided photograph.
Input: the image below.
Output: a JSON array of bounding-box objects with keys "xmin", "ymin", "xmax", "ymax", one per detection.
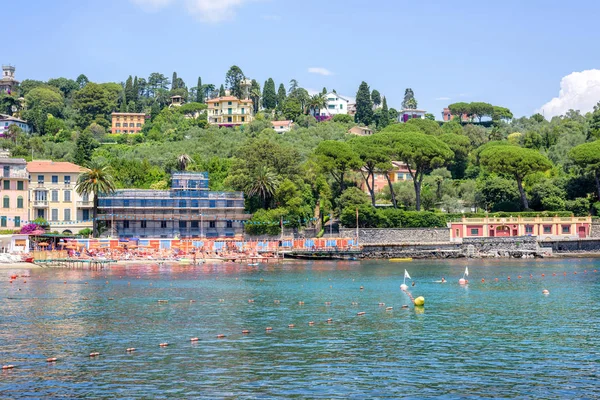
[
  {"xmin": 206, "ymin": 96, "xmax": 253, "ymax": 104},
  {"xmin": 27, "ymin": 161, "xmax": 86, "ymax": 173},
  {"xmin": 272, "ymin": 120, "xmax": 292, "ymax": 126}
]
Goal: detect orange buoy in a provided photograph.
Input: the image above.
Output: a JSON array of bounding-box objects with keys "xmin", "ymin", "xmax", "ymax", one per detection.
[
  {"xmin": 594, "ymin": 270, "xmax": 597, "ymax": 273},
  {"xmin": 190, "ymin": 338, "xmax": 199, "ymax": 342},
  {"xmin": 265, "ymin": 327, "xmax": 273, "ymax": 331},
  {"xmin": 217, "ymin": 334, "xmax": 226, "ymax": 338},
  {"xmin": 46, "ymin": 358, "xmax": 57, "ymax": 362},
  {"xmin": 2, "ymin": 365, "xmax": 14, "ymax": 370},
  {"xmin": 481, "ymin": 278, "xmax": 485, "ymax": 283},
  {"xmin": 159, "ymin": 343, "xmax": 169, "ymax": 347},
  {"xmin": 564, "ymin": 272, "xmax": 567, "ymax": 276},
  {"xmin": 552, "ymin": 273, "xmax": 556, "ymax": 276},
  {"xmin": 529, "ymin": 274, "xmax": 533, "ymax": 278},
  {"xmin": 574, "ymin": 272, "xmax": 577, "ymax": 275},
  {"xmin": 298, "ymin": 301, "xmax": 304, "ymax": 305},
  {"xmin": 518, "ymin": 276, "xmax": 522, "ymax": 279},
  {"xmin": 584, "ymin": 270, "xmax": 587, "ymax": 273},
  {"xmin": 242, "ymin": 330, "xmax": 250, "ymax": 334},
  {"xmin": 64, "ymin": 281, "xmax": 67, "ymax": 284},
  {"xmin": 288, "ymin": 324, "xmax": 295, "ymax": 328},
  {"xmin": 541, "ymin": 274, "xmax": 545, "ymax": 277},
  {"xmin": 507, "ymin": 276, "xmax": 511, "ymax": 280},
  {"xmin": 494, "ymin": 278, "xmax": 499, "ymax": 282}
]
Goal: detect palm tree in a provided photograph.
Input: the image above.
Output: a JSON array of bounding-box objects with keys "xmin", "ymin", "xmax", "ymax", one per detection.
[
  {"xmin": 246, "ymin": 165, "xmax": 280, "ymax": 209},
  {"xmin": 250, "ymin": 88, "xmax": 261, "ymax": 114},
  {"xmin": 76, "ymin": 161, "xmax": 116, "ymax": 238},
  {"xmin": 289, "ymin": 79, "xmax": 299, "ymax": 94},
  {"xmin": 177, "ymin": 154, "xmax": 193, "ymax": 171},
  {"xmin": 308, "ymin": 93, "xmax": 327, "ymax": 116}
]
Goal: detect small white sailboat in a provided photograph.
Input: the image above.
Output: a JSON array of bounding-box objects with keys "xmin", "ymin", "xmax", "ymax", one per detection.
[
  {"xmin": 459, "ymin": 266, "xmax": 468, "ymax": 285},
  {"xmin": 400, "ymin": 269, "xmax": 411, "ymax": 290}
]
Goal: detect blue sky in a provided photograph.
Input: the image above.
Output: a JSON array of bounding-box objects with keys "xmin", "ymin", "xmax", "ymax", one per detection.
[{"xmin": 4, "ymin": 0, "xmax": 600, "ymax": 118}]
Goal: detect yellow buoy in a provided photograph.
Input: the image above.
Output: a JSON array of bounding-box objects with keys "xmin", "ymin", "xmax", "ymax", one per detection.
[
  {"xmin": 414, "ymin": 296, "xmax": 425, "ymax": 306},
  {"xmin": 389, "ymin": 258, "xmax": 413, "ymax": 262}
]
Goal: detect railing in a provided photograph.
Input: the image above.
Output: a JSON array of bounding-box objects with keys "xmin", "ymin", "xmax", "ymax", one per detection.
[
  {"xmin": 33, "ymin": 200, "xmax": 48, "ymax": 207},
  {"xmin": 77, "ymin": 201, "xmax": 93, "ymax": 207},
  {"xmin": 462, "ymin": 216, "xmax": 592, "ymax": 224}
]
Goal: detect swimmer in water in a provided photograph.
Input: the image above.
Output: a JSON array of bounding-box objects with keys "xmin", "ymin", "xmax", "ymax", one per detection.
[
  {"xmin": 411, "ymin": 281, "xmax": 415, "ymax": 287},
  {"xmin": 441, "ymin": 277, "xmax": 446, "ymax": 283}
]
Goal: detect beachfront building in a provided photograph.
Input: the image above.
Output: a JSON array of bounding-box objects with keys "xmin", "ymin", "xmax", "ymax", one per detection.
[
  {"xmin": 360, "ymin": 161, "xmax": 412, "ymax": 194},
  {"xmin": 111, "ymin": 112, "xmax": 147, "ymax": 134},
  {"xmin": 97, "ymin": 172, "xmax": 251, "ymax": 239},
  {"xmin": 206, "ymin": 96, "xmax": 254, "ymax": 127},
  {"xmin": 272, "ymin": 120, "xmax": 293, "ymax": 133},
  {"xmin": 0, "ymin": 155, "xmax": 28, "ymax": 230},
  {"xmin": 27, "ymin": 161, "xmax": 93, "ymax": 234},
  {"xmin": 398, "ymin": 109, "xmax": 427, "ymax": 123},
  {"xmin": 0, "ymin": 65, "xmax": 19, "ymax": 94},
  {"xmin": 1, "ymin": 114, "xmax": 32, "ymax": 134},
  {"xmin": 449, "ymin": 215, "xmax": 592, "ymax": 240}
]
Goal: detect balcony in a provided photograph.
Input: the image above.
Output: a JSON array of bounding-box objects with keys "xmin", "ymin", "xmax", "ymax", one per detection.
[
  {"xmin": 33, "ymin": 200, "xmax": 48, "ymax": 208},
  {"xmin": 77, "ymin": 201, "xmax": 93, "ymax": 208}
]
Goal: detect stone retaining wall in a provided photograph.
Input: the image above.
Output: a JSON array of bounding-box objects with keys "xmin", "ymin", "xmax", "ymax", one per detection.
[
  {"xmin": 541, "ymin": 238, "xmax": 600, "ymax": 253},
  {"xmin": 340, "ymin": 228, "xmax": 450, "ymax": 245},
  {"xmin": 590, "ymin": 221, "xmax": 600, "ymax": 238}
]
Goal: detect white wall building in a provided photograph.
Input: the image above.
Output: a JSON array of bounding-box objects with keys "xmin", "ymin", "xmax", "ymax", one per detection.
[{"xmin": 312, "ymin": 92, "xmax": 349, "ymax": 118}]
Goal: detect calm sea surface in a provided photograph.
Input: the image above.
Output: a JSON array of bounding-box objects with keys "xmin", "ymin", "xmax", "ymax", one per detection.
[{"xmin": 1, "ymin": 259, "xmax": 599, "ymax": 399}]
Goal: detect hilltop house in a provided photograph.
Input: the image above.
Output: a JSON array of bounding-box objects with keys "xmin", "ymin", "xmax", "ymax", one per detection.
[
  {"xmin": 206, "ymin": 96, "xmax": 254, "ymax": 127},
  {"xmin": 0, "ymin": 114, "xmax": 32, "ymax": 134},
  {"xmin": 272, "ymin": 120, "xmax": 293, "ymax": 133}
]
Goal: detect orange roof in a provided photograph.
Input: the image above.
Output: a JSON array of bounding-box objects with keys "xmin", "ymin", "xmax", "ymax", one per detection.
[
  {"xmin": 272, "ymin": 120, "xmax": 292, "ymax": 126},
  {"xmin": 206, "ymin": 96, "xmax": 253, "ymax": 104},
  {"xmin": 111, "ymin": 112, "xmax": 146, "ymax": 116},
  {"xmin": 27, "ymin": 160, "xmax": 86, "ymax": 173}
]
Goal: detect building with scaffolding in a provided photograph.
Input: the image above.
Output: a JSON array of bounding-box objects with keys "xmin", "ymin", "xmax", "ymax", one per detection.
[{"xmin": 97, "ymin": 172, "xmax": 251, "ymax": 239}]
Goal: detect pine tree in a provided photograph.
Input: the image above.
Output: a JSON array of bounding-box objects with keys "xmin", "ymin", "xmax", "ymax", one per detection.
[
  {"xmin": 74, "ymin": 131, "xmax": 98, "ymax": 167},
  {"xmin": 379, "ymin": 96, "xmax": 390, "ymax": 128},
  {"xmin": 219, "ymin": 84, "xmax": 226, "ymax": 97},
  {"xmin": 277, "ymin": 83, "xmax": 287, "ymax": 108},
  {"xmin": 355, "ymin": 82, "xmax": 374, "ymax": 125},
  {"xmin": 150, "ymin": 102, "xmax": 161, "ymax": 120},
  {"xmin": 262, "ymin": 78, "xmax": 277, "ymax": 109},
  {"xmin": 402, "ymin": 88, "xmax": 417, "ymax": 109},
  {"xmin": 124, "ymin": 76, "xmax": 134, "ymax": 103},
  {"xmin": 172, "ymin": 72, "xmax": 178, "ymax": 90},
  {"xmin": 322, "ymin": 87, "xmax": 327, "ymax": 95},
  {"xmin": 371, "ymin": 90, "xmax": 381, "ymax": 107},
  {"xmin": 196, "ymin": 77, "xmax": 203, "ymax": 103}
]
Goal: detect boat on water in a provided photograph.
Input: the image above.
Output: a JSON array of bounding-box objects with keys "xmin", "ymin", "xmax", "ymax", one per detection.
[{"xmin": 389, "ymin": 258, "xmax": 413, "ymax": 262}]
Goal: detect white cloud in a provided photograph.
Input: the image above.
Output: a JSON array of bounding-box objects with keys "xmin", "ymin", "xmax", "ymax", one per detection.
[
  {"xmin": 130, "ymin": 0, "xmax": 255, "ymax": 23},
  {"xmin": 308, "ymin": 67, "xmax": 333, "ymax": 76},
  {"xmin": 537, "ymin": 69, "xmax": 600, "ymax": 118},
  {"xmin": 435, "ymin": 97, "xmax": 451, "ymax": 101}
]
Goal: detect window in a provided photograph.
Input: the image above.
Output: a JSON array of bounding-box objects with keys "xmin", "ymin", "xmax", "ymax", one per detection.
[
  {"xmin": 525, "ymin": 225, "xmax": 533, "ymax": 234},
  {"xmin": 191, "ymin": 221, "xmax": 199, "ymax": 228},
  {"xmin": 455, "ymin": 229, "xmax": 460, "ymax": 237},
  {"xmin": 2, "ymin": 196, "xmax": 8, "ymax": 208},
  {"xmin": 241, "ymin": 117, "xmax": 245, "ymax": 122},
  {"xmin": 226, "ymin": 221, "xmax": 233, "ymax": 228},
  {"xmin": 64, "ymin": 209, "xmax": 71, "ymax": 221},
  {"xmin": 227, "ymin": 117, "xmax": 232, "ymax": 122},
  {"xmin": 52, "ymin": 175, "xmax": 58, "ymax": 184},
  {"xmin": 37, "ymin": 175, "xmax": 44, "ymax": 184},
  {"xmin": 562, "ymin": 225, "xmax": 570, "ymax": 234},
  {"xmin": 3, "ymin": 180, "xmax": 9, "ymax": 190},
  {"xmin": 136, "ymin": 123, "xmax": 142, "ymax": 127},
  {"xmin": 64, "ymin": 176, "xmax": 71, "ymax": 185},
  {"xmin": 209, "ymin": 221, "xmax": 216, "ymax": 228},
  {"xmin": 116, "ymin": 123, "xmax": 121, "ymax": 127},
  {"xmin": 37, "ymin": 209, "xmax": 45, "ymax": 219},
  {"xmin": 543, "ymin": 226, "xmax": 552, "ymax": 234},
  {"xmin": 82, "ymin": 209, "xmax": 89, "ymax": 221},
  {"xmin": 340, "ymin": 104, "xmax": 343, "ymax": 109},
  {"xmin": 141, "ymin": 221, "xmax": 147, "ymax": 228},
  {"xmin": 64, "ymin": 190, "xmax": 71, "ymax": 202},
  {"xmin": 16, "ymin": 196, "xmax": 23, "ymax": 209},
  {"xmin": 228, "ymin": 101, "xmax": 232, "ymax": 105},
  {"xmin": 17, "ymin": 181, "xmax": 23, "ymax": 190},
  {"xmin": 241, "ymin": 108, "xmax": 245, "ymax": 114},
  {"xmin": 470, "ymin": 228, "xmax": 479, "ymax": 235},
  {"xmin": 3, "ymin": 166, "xmax": 9, "ymax": 178},
  {"xmin": 328, "ymin": 105, "xmax": 335, "ymax": 109},
  {"xmin": 51, "ymin": 190, "xmax": 58, "ymax": 202},
  {"xmin": 123, "ymin": 220, "xmax": 129, "ymax": 229},
  {"xmin": 0, "ymin": 217, "xmax": 6, "ymax": 227},
  {"xmin": 179, "ymin": 221, "xmax": 187, "ymax": 229},
  {"xmin": 209, "ymin": 200, "xmax": 216, "ymax": 208},
  {"xmin": 51, "ymin": 209, "xmax": 58, "ymax": 221},
  {"xmin": 14, "ymin": 216, "xmax": 20, "ymax": 228},
  {"xmin": 397, "ymin": 173, "xmax": 404, "ymax": 180},
  {"xmin": 160, "ymin": 221, "xmax": 167, "ymax": 228},
  {"xmin": 130, "ymin": 123, "xmax": 135, "ymax": 127},
  {"xmin": 228, "ymin": 108, "xmax": 232, "ymax": 115}
]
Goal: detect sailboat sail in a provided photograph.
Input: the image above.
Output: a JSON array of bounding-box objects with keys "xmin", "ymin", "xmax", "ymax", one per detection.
[
  {"xmin": 404, "ymin": 270, "xmax": 411, "ymax": 280},
  {"xmin": 464, "ymin": 267, "xmax": 469, "ymax": 277}
]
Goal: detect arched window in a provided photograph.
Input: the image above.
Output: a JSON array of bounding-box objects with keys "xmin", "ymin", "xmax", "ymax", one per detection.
[
  {"xmin": 17, "ymin": 196, "xmax": 23, "ymax": 209},
  {"xmin": 3, "ymin": 196, "xmax": 9, "ymax": 208}
]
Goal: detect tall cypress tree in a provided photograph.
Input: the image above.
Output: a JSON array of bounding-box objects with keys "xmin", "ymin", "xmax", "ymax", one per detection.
[
  {"xmin": 371, "ymin": 90, "xmax": 381, "ymax": 107},
  {"xmin": 172, "ymin": 72, "xmax": 178, "ymax": 90},
  {"xmin": 355, "ymin": 82, "xmax": 374, "ymax": 125},
  {"xmin": 124, "ymin": 76, "xmax": 134, "ymax": 103},
  {"xmin": 219, "ymin": 84, "xmax": 226, "ymax": 97},
  {"xmin": 277, "ymin": 83, "xmax": 287, "ymax": 108},
  {"xmin": 196, "ymin": 77, "xmax": 203, "ymax": 103},
  {"xmin": 132, "ymin": 76, "xmax": 139, "ymax": 102},
  {"xmin": 322, "ymin": 87, "xmax": 327, "ymax": 95},
  {"xmin": 379, "ymin": 96, "xmax": 390, "ymax": 128},
  {"xmin": 262, "ymin": 78, "xmax": 277, "ymax": 109}
]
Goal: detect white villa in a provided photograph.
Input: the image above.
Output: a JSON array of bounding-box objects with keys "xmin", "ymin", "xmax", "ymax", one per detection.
[{"xmin": 311, "ymin": 92, "xmax": 349, "ymax": 119}]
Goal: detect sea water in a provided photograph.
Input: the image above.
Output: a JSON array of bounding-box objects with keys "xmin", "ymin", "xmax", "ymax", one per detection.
[{"xmin": 1, "ymin": 259, "xmax": 599, "ymax": 399}]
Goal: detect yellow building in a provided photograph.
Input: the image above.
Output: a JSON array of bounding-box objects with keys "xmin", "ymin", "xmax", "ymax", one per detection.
[
  {"xmin": 27, "ymin": 161, "xmax": 93, "ymax": 234},
  {"xmin": 111, "ymin": 112, "xmax": 147, "ymax": 134},
  {"xmin": 206, "ymin": 96, "xmax": 253, "ymax": 127}
]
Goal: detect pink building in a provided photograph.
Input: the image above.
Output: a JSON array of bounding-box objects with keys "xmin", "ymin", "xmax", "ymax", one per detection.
[
  {"xmin": 450, "ymin": 216, "xmax": 591, "ymax": 240},
  {"xmin": 361, "ymin": 161, "xmax": 412, "ymax": 193},
  {"xmin": 0, "ymin": 155, "xmax": 28, "ymax": 230}
]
